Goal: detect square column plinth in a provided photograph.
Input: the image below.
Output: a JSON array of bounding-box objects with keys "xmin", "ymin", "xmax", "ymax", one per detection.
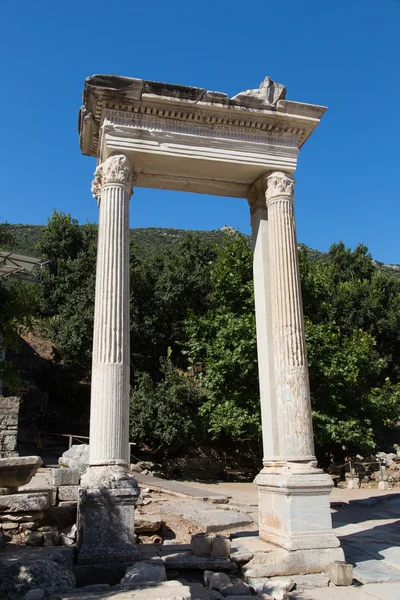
[
  {"xmin": 255, "ymin": 468, "xmax": 340, "ymax": 551},
  {"xmin": 77, "ymin": 466, "xmax": 140, "ymax": 565}
]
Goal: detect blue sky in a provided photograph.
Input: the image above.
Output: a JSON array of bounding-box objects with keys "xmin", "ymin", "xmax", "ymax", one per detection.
[{"xmin": 1, "ymin": 0, "xmax": 399, "ymax": 263}]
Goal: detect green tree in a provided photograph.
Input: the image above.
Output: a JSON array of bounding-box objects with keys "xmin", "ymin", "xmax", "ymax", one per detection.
[
  {"xmin": 38, "ymin": 211, "xmax": 97, "ymax": 377},
  {"xmin": 185, "ymin": 232, "xmax": 260, "ymax": 441},
  {"xmin": 130, "ymin": 354, "xmax": 207, "ymax": 455}
]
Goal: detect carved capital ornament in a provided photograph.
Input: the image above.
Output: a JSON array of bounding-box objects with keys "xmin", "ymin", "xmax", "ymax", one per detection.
[
  {"xmin": 91, "ymin": 155, "xmax": 135, "ymax": 201},
  {"xmin": 265, "ymin": 171, "xmax": 295, "ymax": 203}
]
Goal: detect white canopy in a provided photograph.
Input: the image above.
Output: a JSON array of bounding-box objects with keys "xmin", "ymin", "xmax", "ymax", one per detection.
[{"xmin": 0, "ymin": 251, "xmax": 49, "ymax": 281}]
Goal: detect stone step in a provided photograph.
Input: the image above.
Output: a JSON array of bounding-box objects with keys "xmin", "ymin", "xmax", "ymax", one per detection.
[{"xmin": 61, "ymin": 581, "xmax": 191, "ymax": 599}]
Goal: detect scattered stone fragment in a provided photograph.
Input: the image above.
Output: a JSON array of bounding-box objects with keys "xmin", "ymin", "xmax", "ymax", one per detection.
[
  {"xmin": 246, "ymin": 577, "xmax": 294, "ymax": 598},
  {"xmin": 135, "ymin": 513, "xmax": 162, "ymax": 532},
  {"xmin": 0, "ymin": 529, "xmax": 4, "ymax": 547},
  {"xmin": 230, "ymin": 545, "xmax": 254, "ymax": 565},
  {"xmin": 0, "ymin": 556, "xmax": 75, "ymax": 598},
  {"xmin": 130, "ymin": 463, "xmax": 142, "ymax": 473},
  {"xmin": 59, "ymin": 444, "xmax": 89, "ymax": 475},
  {"xmin": 25, "ymin": 530, "xmax": 44, "ymax": 546},
  {"xmin": 62, "ymin": 523, "xmax": 77, "ymax": 540},
  {"xmin": 221, "ymin": 580, "xmax": 252, "ymax": 596},
  {"xmin": 43, "ymin": 530, "xmax": 59, "ymax": 546},
  {"xmin": 121, "ymin": 560, "xmax": 167, "ymax": 584},
  {"xmin": 204, "ymin": 570, "xmax": 232, "ymax": 590},
  {"xmin": 59, "ymin": 533, "xmax": 75, "ymax": 547},
  {"xmin": 328, "ymin": 561, "xmax": 353, "ymax": 586}
]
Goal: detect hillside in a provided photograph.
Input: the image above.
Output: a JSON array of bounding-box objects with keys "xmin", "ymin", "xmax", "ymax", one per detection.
[
  {"xmin": 7, "ymin": 224, "xmax": 226, "ymax": 260},
  {"xmin": 6, "ymin": 223, "xmax": 400, "ymax": 279}
]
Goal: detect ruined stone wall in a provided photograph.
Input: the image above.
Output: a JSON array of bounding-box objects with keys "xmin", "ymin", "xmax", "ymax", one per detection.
[{"xmin": 0, "ymin": 396, "xmax": 20, "ymax": 457}]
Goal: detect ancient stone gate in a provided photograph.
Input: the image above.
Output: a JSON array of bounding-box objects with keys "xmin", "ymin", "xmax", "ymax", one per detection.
[{"xmin": 77, "ymin": 74, "xmax": 343, "ymax": 571}]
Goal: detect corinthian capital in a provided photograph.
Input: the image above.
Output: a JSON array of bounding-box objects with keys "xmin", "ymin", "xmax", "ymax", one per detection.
[
  {"xmin": 91, "ymin": 155, "xmax": 135, "ymax": 201},
  {"xmin": 265, "ymin": 171, "xmax": 295, "ymax": 203},
  {"xmin": 247, "ymin": 174, "xmax": 268, "ymax": 215}
]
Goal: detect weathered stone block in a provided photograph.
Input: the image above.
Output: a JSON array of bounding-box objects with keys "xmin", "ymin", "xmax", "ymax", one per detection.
[
  {"xmin": 58, "ymin": 485, "xmax": 79, "ymax": 502},
  {"xmin": 204, "ymin": 570, "xmax": 232, "ymax": 590},
  {"xmin": 0, "ymin": 491, "xmax": 50, "ymax": 513},
  {"xmin": 51, "ymin": 468, "xmax": 80, "ymax": 487},
  {"xmin": 59, "ymin": 444, "xmax": 89, "ymax": 475},
  {"xmin": 328, "ymin": 561, "xmax": 353, "ymax": 586},
  {"xmin": 121, "ymin": 560, "xmax": 166, "ymax": 584},
  {"xmin": 77, "ymin": 483, "xmax": 140, "ymax": 565}
]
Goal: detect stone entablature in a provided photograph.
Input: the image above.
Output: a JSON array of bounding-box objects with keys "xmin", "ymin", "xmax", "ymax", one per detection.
[{"xmin": 79, "ymin": 76, "xmax": 326, "ymax": 198}]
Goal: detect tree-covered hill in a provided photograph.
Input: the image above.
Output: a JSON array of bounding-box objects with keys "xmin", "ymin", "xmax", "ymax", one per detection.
[
  {"xmin": 7, "ymin": 223, "xmax": 400, "ymax": 279},
  {"xmin": 7, "ymin": 224, "xmax": 226, "ymax": 260}
]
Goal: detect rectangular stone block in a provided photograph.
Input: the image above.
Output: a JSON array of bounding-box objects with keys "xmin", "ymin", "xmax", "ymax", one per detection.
[
  {"xmin": 0, "ymin": 491, "xmax": 50, "ymax": 513},
  {"xmin": 58, "ymin": 485, "xmax": 79, "ymax": 502},
  {"xmin": 26, "ymin": 487, "xmax": 58, "ymax": 506},
  {"xmin": 328, "ymin": 561, "xmax": 353, "ymax": 586},
  {"xmin": 78, "ymin": 487, "xmax": 140, "ymax": 565},
  {"xmin": 51, "ymin": 468, "xmax": 80, "ymax": 487}
]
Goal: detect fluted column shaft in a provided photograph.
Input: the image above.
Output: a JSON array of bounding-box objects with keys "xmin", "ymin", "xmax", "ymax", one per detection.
[
  {"xmin": 89, "ymin": 155, "xmax": 134, "ymax": 467},
  {"xmin": 265, "ymin": 171, "xmax": 315, "ymax": 464}
]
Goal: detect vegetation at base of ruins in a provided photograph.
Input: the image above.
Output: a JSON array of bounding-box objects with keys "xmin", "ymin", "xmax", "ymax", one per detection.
[{"xmin": 2, "ymin": 211, "xmax": 400, "ymax": 460}]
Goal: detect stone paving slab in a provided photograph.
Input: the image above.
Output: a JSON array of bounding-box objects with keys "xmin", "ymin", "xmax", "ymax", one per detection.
[
  {"xmin": 288, "ymin": 582, "xmax": 400, "ymax": 600},
  {"xmin": 135, "ymin": 473, "xmax": 230, "ymax": 503},
  {"xmin": 160, "ymin": 501, "xmax": 254, "ymax": 532}
]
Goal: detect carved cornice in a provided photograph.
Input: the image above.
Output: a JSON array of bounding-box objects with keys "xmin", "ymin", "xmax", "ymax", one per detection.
[
  {"xmin": 91, "ymin": 155, "xmax": 135, "ymax": 201},
  {"xmin": 265, "ymin": 172, "xmax": 295, "ymax": 203}
]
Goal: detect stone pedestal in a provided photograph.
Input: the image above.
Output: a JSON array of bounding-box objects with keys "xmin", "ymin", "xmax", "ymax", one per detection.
[
  {"xmin": 249, "ymin": 172, "xmax": 342, "ymax": 568},
  {"xmin": 78, "ymin": 466, "xmax": 140, "ymax": 564},
  {"xmin": 77, "ymin": 155, "xmax": 139, "ymax": 564}
]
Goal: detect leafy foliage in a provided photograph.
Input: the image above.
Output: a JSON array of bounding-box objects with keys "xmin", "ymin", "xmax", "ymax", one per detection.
[
  {"xmin": 185, "ymin": 232, "xmax": 260, "ymax": 440},
  {"xmin": 130, "ymin": 354, "xmax": 207, "ymax": 454}
]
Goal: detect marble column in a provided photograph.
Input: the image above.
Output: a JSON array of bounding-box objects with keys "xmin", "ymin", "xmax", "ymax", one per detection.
[
  {"xmin": 249, "ymin": 172, "xmax": 343, "ymax": 560},
  {"xmin": 78, "ymin": 154, "xmax": 140, "ymax": 565}
]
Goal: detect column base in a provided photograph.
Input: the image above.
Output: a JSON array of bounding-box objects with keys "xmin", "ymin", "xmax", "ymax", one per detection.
[
  {"xmin": 77, "ymin": 465, "xmax": 140, "ymax": 565},
  {"xmin": 243, "ymin": 546, "xmax": 345, "ymax": 578},
  {"xmin": 255, "ymin": 465, "xmax": 341, "ymax": 551}
]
